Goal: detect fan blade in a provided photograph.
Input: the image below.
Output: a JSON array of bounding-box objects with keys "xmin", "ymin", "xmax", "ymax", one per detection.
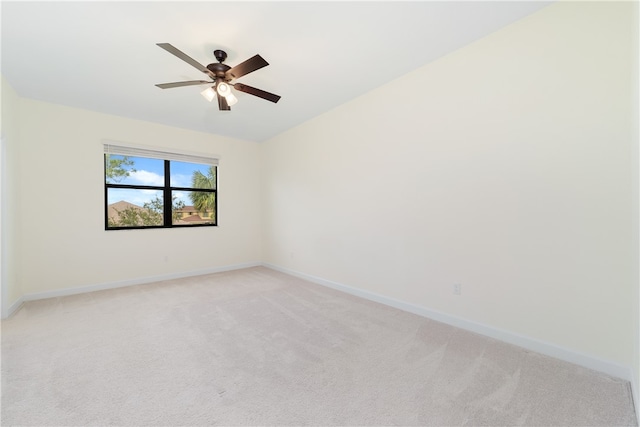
[
  {"xmin": 233, "ymin": 83, "xmax": 281, "ymax": 103},
  {"xmin": 156, "ymin": 43, "xmax": 212, "ymax": 77},
  {"xmin": 226, "ymin": 54, "xmax": 269, "ymax": 80},
  {"xmin": 155, "ymin": 80, "xmax": 212, "ymax": 89},
  {"xmin": 218, "ymin": 94, "xmax": 231, "ymax": 111}
]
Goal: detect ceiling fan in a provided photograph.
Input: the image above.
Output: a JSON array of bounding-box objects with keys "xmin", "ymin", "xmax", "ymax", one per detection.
[{"xmin": 155, "ymin": 43, "xmax": 281, "ymax": 111}]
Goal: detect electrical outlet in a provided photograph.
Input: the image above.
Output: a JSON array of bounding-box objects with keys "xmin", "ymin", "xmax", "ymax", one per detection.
[{"xmin": 453, "ymin": 283, "xmax": 462, "ymax": 295}]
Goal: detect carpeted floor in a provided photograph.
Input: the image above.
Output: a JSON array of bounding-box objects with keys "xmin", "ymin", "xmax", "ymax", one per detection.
[{"xmin": 1, "ymin": 266, "xmax": 637, "ymax": 426}]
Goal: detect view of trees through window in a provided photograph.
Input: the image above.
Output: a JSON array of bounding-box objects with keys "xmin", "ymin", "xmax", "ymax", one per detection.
[{"xmin": 105, "ymin": 154, "xmax": 217, "ymax": 229}]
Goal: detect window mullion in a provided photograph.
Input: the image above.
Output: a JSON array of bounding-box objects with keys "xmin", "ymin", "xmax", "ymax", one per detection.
[{"xmin": 163, "ymin": 160, "xmax": 172, "ymax": 227}]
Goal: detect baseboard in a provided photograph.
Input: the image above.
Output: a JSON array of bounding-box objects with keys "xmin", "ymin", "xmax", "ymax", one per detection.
[
  {"xmin": 3, "ymin": 295, "xmax": 25, "ymax": 319},
  {"xmin": 4, "ymin": 260, "xmax": 635, "ymax": 390},
  {"xmin": 3, "ymin": 262, "xmax": 261, "ymax": 318},
  {"xmin": 264, "ymin": 262, "xmax": 633, "ymax": 383}
]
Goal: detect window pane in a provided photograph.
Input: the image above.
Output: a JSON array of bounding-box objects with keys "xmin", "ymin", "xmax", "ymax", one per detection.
[
  {"xmin": 105, "ymin": 155, "xmax": 164, "ymax": 186},
  {"xmin": 104, "ymin": 152, "xmax": 217, "ymax": 230},
  {"xmin": 172, "ymin": 191, "xmax": 216, "ymax": 225},
  {"xmin": 171, "ymin": 161, "xmax": 216, "ymax": 189},
  {"xmin": 107, "ymin": 188, "xmax": 164, "ymax": 227}
]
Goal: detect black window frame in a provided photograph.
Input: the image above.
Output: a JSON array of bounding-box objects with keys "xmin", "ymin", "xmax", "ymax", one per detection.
[{"xmin": 104, "ymin": 156, "xmax": 217, "ymax": 231}]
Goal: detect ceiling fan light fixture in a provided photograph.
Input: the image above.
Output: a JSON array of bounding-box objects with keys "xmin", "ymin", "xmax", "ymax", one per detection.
[
  {"xmin": 225, "ymin": 92, "xmax": 238, "ymax": 106},
  {"xmin": 216, "ymin": 82, "xmax": 231, "ymax": 97},
  {"xmin": 201, "ymin": 86, "xmax": 216, "ymax": 102}
]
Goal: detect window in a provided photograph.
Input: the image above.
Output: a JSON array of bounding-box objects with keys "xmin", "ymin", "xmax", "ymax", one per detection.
[{"xmin": 104, "ymin": 143, "xmax": 218, "ymax": 230}]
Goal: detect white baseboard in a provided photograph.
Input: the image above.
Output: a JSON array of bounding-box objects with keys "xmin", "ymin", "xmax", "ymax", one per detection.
[
  {"xmin": 3, "ymin": 261, "xmax": 636, "ymax": 392},
  {"xmin": 1, "ymin": 262, "xmax": 261, "ymax": 319},
  {"xmin": 3, "ymin": 295, "xmax": 25, "ymax": 319},
  {"xmin": 264, "ymin": 262, "xmax": 633, "ymax": 383}
]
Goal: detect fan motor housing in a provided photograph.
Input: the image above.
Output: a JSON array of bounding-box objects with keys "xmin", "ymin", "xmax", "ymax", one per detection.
[{"xmin": 206, "ymin": 62, "xmax": 231, "ymax": 78}]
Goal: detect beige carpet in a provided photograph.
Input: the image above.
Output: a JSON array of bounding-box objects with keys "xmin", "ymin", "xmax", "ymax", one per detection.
[{"xmin": 1, "ymin": 266, "xmax": 637, "ymax": 426}]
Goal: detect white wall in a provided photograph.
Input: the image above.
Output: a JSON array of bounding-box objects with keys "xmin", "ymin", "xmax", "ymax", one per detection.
[
  {"xmin": 262, "ymin": 1, "xmax": 637, "ymax": 372},
  {"xmin": 1, "ymin": 76, "xmax": 22, "ymax": 312},
  {"xmin": 8, "ymin": 99, "xmax": 261, "ymax": 300},
  {"xmin": 632, "ymin": 0, "xmax": 640, "ymax": 409}
]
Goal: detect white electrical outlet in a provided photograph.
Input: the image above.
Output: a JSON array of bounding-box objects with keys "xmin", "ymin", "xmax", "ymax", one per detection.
[{"xmin": 453, "ymin": 283, "xmax": 462, "ymax": 295}]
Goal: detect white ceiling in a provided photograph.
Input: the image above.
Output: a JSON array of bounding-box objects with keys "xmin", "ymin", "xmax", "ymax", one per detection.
[{"xmin": 1, "ymin": 1, "xmax": 551, "ymax": 142}]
